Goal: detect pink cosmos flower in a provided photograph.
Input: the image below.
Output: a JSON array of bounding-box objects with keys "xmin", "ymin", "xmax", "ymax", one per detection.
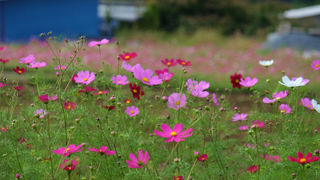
[
  {"xmin": 262, "ymin": 154, "xmax": 281, "ymax": 162},
  {"xmin": 272, "ymin": 90, "xmax": 289, "ymax": 100},
  {"xmin": 311, "ymin": 60, "xmax": 320, "ymax": 70},
  {"xmin": 74, "ymin": 71, "xmax": 95, "ymax": 85},
  {"xmin": 53, "ymin": 144, "xmax": 84, "ymax": 156},
  {"xmin": 155, "ymin": 68, "xmax": 174, "ymax": 82},
  {"xmin": 111, "ymin": 75, "xmax": 129, "ymax": 86},
  {"xmin": 26, "ymin": 62, "xmax": 47, "ymax": 68},
  {"xmin": 54, "ymin": 65, "xmax": 66, "ymax": 70},
  {"xmin": 92, "ymin": 90, "xmax": 109, "ymax": 95},
  {"xmin": 239, "ymin": 77, "xmax": 258, "ymax": 87},
  {"xmin": 88, "ymin": 38, "xmax": 109, "ymax": 47},
  {"xmin": 64, "ymin": 102, "xmax": 77, "ymax": 110},
  {"xmin": 0, "ymin": 83, "xmax": 5, "ymax": 88},
  {"xmin": 126, "ymin": 150, "xmax": 150, "ymax": 168},
  {"xmin": 125, "ymin": 106, "xmax": 139, "ymax": 117},
  {"xmin": 133, "ymin": 65, "xmax": 162, "ymax": 86},
  {"xmin": 301, "ymin": 97, "xmax": 314, "ymax": 110},
  {"xmin": 248, "ymin": 165, "xmax": 258, "ymax": 173},
  {"xmin": 19, "ymin": 54, "xmax": 35, "ymax": 64},
  {"xmin": 279, "ymin": 104, "xmax": 291, "ymax": 114},
  {"xmin": 239, "ymin": 126, "xmax": 248, "ymax": 131},
  {"xmin": 122, "ymin": 62, "xmax": 142, "ymax": 73},
  {"xmin": 34, "ymin": 109, "xmax": 48, "ymax": 119},
  {"xmin": 251, "ymin": 120, "xmax": 264, "ymax": 128},
  {"xmin": 232, "ymin": 113, "xmax": 248, "ymax": 121},
  {"xmin": 262, "ymin": 97, "xmax": 276, "ymax": 104},
  {"xmin": 38, "ymin": 94, "xmax": 58, "ymax": 103},
  {"xmin": 154, "ymin": 124, "xmax": 193, "ymax": 142},
  {"xmin": 59, "ymin": 159, "xmax": 79, "ymax": 171},
  {"xmin": 168, "ymin": 93, "xmax": 187, "ymax": 110},
  {"xmin": 185, "ymin": 79, "xmax": 210, "ymax": 98},
  {"xmin": 1, "ymin": 127, "xmax": 7, "ymax": 132},
  {"xmin": 0, "ymin": 46, "xmax": 4, "ymax": 51},
  {"xmin": 212, "ymin": 93, "xmax": 220, "ymax": 106},
  {"xmin": 88, "ymin": 146, "xmax": 116, "ymax": 155}
]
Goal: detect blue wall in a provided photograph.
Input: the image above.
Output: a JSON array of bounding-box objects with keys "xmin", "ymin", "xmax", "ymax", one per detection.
[{"xmin": 0, "ymin": 0, "xmax": 99, "ymax": 42}]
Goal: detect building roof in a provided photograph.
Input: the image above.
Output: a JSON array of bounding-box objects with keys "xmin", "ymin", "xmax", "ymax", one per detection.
[{"xmin": 283, "ymin": 5, "xmax": 320, "ymax": 19}]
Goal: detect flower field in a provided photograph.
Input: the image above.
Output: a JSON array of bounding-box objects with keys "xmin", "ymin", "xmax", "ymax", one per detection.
[{"xmin": 1, "ymin": 32, "xmax": 320, "ymax": 179}]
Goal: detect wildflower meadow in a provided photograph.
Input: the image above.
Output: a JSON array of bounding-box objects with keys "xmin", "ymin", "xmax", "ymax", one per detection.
[{"xmin": 1, "ymin": 32, "xmax": 320, "ymax": 180}]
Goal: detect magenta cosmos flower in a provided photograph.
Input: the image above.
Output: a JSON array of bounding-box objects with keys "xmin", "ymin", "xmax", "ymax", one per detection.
[
  {"xmin": 64, "ymin": 102, "xmax": 77, "ymax": 110},
  {"xmin": 38, "ymin": 94, "xmax": 58, "ymax": 103},
  {"xmin": 126, "ymin": 150, "xmax": 150, "ymax": 168},
  {"xmin": 288, "ymin": 151, "xmax": 319, "ymax": 164},
  {"xmin": 212, "ymin": 93, "xmax": 220, "ymax": 107},
  {"xmin": 118, "ymin": 52, "xmax": 137, "ymax": 61},
  {"xmin": 74, "ymin": 71, "xmax": 95, "ymax": 85},
  {"xmin": 88, "ymin": 146, "xmax": 115, "ymax": 155},
  {"xmin": 154, "ymin": 124, "xmax": 193, "ymax": 142},
  {"xmin": 311, "ymin": 60, "xmax": 320, "ymax": 70},
  {"xmin": 19, "ymin": 54, "xmax": 35, "ymax": 64},
  {"xmin": 186, "ymin": 79, "xmax": 210, "ymax": 98},
  {"xmin": 161, "ymin": 58, "xmax": 177, "ymax": 67},
  {"xmin": 155, "ymin": 68, "xmax": 174, "ymax": 82},
  {"xmin": 27, "ymin": 62, "xmax": 47, "ymax": 68},
  {"xmin": 239, "ymin": 77, "xmax": 258, "ymax": 87},
  {"xmin": 92, "ymin": 90, "xmax": 109, "ymax": 95},
  {"xmin": 232, "ymin": 113, "xmax": 248, "ymax": 121},
  {"xmin": 53, "ymin": 144, "xmax": 84, "ymax": 156},
  {"xmin": 133, "ymin": 66, "xmax": 162, "ymax": 86},
  {"xmin": 239, "ymin": 125, "xmax": 249, "ymax": 131},
  {"xmin": 111, "ymin": 75, "xmax": 129, "ymax": 86},
  {"xmin": 251, "ymin": 120, "xmax": 264, "ymax": 128},
  {"xmin": 125, "ymin": 106, "xmax": 139, "ymax": 117},
  {"xmin": 279, "ymin": 104, "xmax": 291, "ymax": 114},
  {"xmin": 0, "ymin": 83, "xmax": 5, "ymax": 88},
  {"xmin": 168, "ymin": 93, "xmax": 187, "ymax": 110},
  {"xmin": 301, "ymin": 97, "xmax": 313, "ymax": 110},
  {"xmin": 59, "ymin": 159, "xmax": 79, "ymax": 171},
  {"xmin": 88, "ymin": 38, "xmax": 109, "ymax": 47}
]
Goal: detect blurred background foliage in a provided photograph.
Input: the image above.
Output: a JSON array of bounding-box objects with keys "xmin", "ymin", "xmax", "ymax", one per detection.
[{"xmin": 118, "ymin": 0, "xmax": 320, "ymax": 36}]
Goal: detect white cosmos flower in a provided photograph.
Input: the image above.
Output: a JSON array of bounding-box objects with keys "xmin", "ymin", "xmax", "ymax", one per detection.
[
  {"xmin": 259, "ymin": 60, "xmax": 274, "ymax": 67},
  {"xmin": 312, "ymin": 99, "xmax": 320, "ymax": 113},
  {"xmin": 278, "ymin": 76, "xmax": 309, "ymax": 87}
]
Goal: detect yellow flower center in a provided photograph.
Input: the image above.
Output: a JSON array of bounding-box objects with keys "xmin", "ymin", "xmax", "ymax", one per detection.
[
  {"xmin": 281, "ymin": 110, "xmax": 286, "ymax": 113},
  {"xmin": 235, "ymin": 79, "xmax": 239, "ymax": 83},
  {"xmin": 130, "ymin": 110, "xmax": 135, "ymax": 114},
  {"xmin": 182, "ymin": 62, "xmax": 186, "ymax": 65},
  {"xmin": 167, "ymin": 62, "xmax": 171, "ymax": 66},
  {"xmin": 68, "ymin": 166, "xmax": 72, "ymax": 170},
  {"xmin": 68, "ymin": 105, "xmax": 71, "ymax": 109},
  {"xmin": 176, "ymin": 101, "xmax": 180, "ymax": 105},
  {"xmin": 142, "ymin": 77, "xmax": 149, "ymax": 82},
  {"xmin": 18, "ymin": 70, "xmax": 22, "ymax": 74},
  {"xmin": 65, "ymin": 148, "xmax": 70, "ymax": 152},
  {"xmin": 118, "ymin": 80, "xmax": 121, "ymax": 83},
  {"xmin": 125, "ymin": 55, "xmax": 130, "ymax": 59},
  {"xmin": 126, "ymin": 100, "xmax": 130, "ymax": 104},
  {"xmin": 316, "ymin": 64, "xmax": 319, "ymax": 68},
  {"xmin": 133, "ymin": 89, "xmax": 137, "ymax": 93},
  {"xmin": 276, "ymin": 97, "xmax": 280, "ymax": 100},
  {"xmin": 1, "ymin": 128, "xmax": 4, "ymax": 130},
  {"xmin": 300, "ymin": 158, "xmax": 306, "ymax": 163},
  {"xmin": 171, "ymin": 131, "xmax": 177, "ymax": 136},
  {"xmin": 83, "ymin": 78, "xmax": 88, "ymax": 81},
  {"xmin": 98, "ymin": 91, "xmax": 103, "ymax": 94}
]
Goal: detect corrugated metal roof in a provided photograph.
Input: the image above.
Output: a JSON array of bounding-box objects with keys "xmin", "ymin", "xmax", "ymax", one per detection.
[{"xmin": 283, "ymin": 5, "xmax": 320, "ymax": 19}]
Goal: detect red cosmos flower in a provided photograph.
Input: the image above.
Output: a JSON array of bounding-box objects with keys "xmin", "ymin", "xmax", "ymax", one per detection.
[
  {"xmin": 0, "ymin": 58, "xmax": 9, "ymax": 63},
  {"xmin": 288, "ymin": 151, "xmax": 319, "ymax": 164},
  {"xmin": 38, "ymin": 94, "xmax": 58, "ymax": 103},
  {"xmin": 101, "ymin": 105, "xmax": 115, "ymax": 110},
  {"xmin": 230, "ymin": 73, "xmax": 243, "ymax": 89},
  {"xmin": 14, "ymin": 86, "xmax": 23, "ymax": 91},
  {"xmin": 71, "ymin": 74, "xmax": 78, "ymax": 82},
  {"xmin": 123, "ymin": 98, "xmax": 132, "ymax": 105},
  {"xmin": 247, "ymin": 165, "xmax": 258, "ymax": 173},
  {"xmin": 13, "ymin": 66, "xmax": 26, "ymax": 75},
  {"xmin": 176, "ymin": 59, "xmax": 191, "ymax": 66},
  {"xmin": 129, "ymin": 83, "xmax": 144, "ymax": 100},
  {"xmin": 59, "ymin": 159, "xmax": 79, "ymax": 172},
  {"xmin": 64, "ymin": 102, "xmax": 77, "ymax": 110},
  {"xmin": 173, "ymin": 176, "xmax": 183, "ymax": 180},
  {"xmin": 197, "ymin": 154, "xmax": 208, "ymax": 162},
  {"xmin": 118, "ymin": 52, "xmax": 137, "ymax": 61},
  {"xmin": 17, "ymin": 137, "xmax": 26, "ymax": 144},
  {"xmin": 161, "ymin": 58, "xmax": 177, "ymax": 67},
  {"xmin": 78, "ymin": 86, "xmax": 97, "ymax": 93}
]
